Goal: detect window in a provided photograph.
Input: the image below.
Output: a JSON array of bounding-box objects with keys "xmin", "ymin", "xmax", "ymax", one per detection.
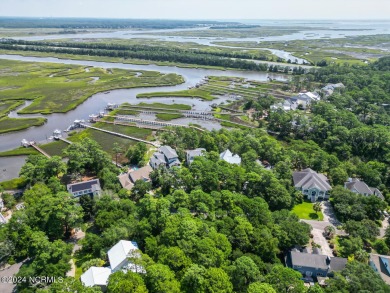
[{"xmin": 317, "ymin": 273, "xmax": 323, "ymax": 276}]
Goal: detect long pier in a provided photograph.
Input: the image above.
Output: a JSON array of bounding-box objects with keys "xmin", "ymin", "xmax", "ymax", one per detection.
[
  {"xmin": 105, "ymin": 115, "xmax": 205, "ymax": 132},
  {"xmin": 79, "ymin": 123, "xmax": 160, "ymax": 147},
  {"xmin": 30, "ymin": 142, "xmax": 51, "ymax": 158},
  {"xmin": 59, "ymin": 137, "xmax": 73, "ymax": 144}
]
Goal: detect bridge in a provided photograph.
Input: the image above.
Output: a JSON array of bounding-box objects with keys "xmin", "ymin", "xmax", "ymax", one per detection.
[{"xmin": 21, "ymin": 140, "xmax": 51, "ymax": 158}]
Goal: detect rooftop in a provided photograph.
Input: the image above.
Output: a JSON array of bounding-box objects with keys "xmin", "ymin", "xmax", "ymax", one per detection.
[
  {"xmin": 159, "ymin": 145, "xmax": 178, "ymax": 160},
  {"xmin": 80, "ymin": 266, "xmax": 112, "ymax": 288},
  {"xmin": 220, "ymin": 149, "xmax": 241, "ymax": 165},
  {"xmin": 129, "ymin": 165, "xmax": 153, "ymax": 183},
  {"xmin": 108, "ymin": 240, "xmax": 140, "ymax": 272},
  {"xmin": 293, "ymin": 168, "xmax": 331, "ymax": 192},
  {"xmin": 67, "ymin": 179, "xmax": 101, "ymax": 193}
]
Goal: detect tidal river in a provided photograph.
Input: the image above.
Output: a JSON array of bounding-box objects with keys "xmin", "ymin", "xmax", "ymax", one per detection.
[{"xmin": 0, "ymin": 54, "xmax": 288, "ymax": 180}]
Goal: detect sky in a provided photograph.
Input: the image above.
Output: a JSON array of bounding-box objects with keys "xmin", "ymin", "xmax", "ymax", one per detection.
[{"xmin": 1, "ymin": 0, "xmax": 389, "ymax": 20}]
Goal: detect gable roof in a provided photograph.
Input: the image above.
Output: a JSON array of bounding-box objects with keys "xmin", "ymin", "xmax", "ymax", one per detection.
[
  {"xmin": 108, "ymin": 240, "xmax": 140, "ymax": 272},
  {"xmin": 289, "ymin": 251, "xmax": 346, "ymax": 272},
  {"xmin": 159, "ymin": 145, "xmax": 178, "ymax": 160},
  {"xmin": 118, "ymin": 173, "xmax": 134, "ymax": 190},
  {"xmin": 129, "ymin": 165, "xmax": 153, "ymax": 183},
  {"xmin": 345, "ymin": 178, "xmax": 383, "ymax": 199},
  {"xmin": 220, "ymin": 149, "xmax": 241, "ymax": 165},
  {"xmin": 186, "ymin": 148, "xmax": 206, "ymax": 158},
  {"xmin": 370, "ymin": 254, "xmax": 390, "ymax": 285},
  {"xmin": 293, "ymin": 168, "xmax": 331, "ymax": 192},
  {"xmin": 67, "ymin": 179, "xmax": 101, "ymax": 193},
  {"xmin": 81, "ymin": 266, "xmax": 112, "ymax": 287}
]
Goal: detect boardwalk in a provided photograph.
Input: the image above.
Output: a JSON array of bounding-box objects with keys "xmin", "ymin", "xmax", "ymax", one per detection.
[
  {"xmin": 59, "ymin": 137, "xmax": 73, "ymax": 144},
  {"xmin": 103, "ymin": 115, "xmax": 205, "ymax": 132},
  {"xmin": 30, "ymin": 143, "xmax": 51, "ymax": 158},
  {"xmin": 79, "ymin": 123, "xmax": 160, "ymax": 147}
]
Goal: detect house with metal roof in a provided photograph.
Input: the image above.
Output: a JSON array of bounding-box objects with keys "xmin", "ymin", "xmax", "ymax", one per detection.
[
  {"xmin": 186, "ymin": 148, "xmax": 206, "ymax": 165},
  {"xmin": 286, "ymin": 250, "xmax": 347, "ymax": 279},
  {"xmin": 67, "ymin": 179, "xmax": 101, "ymax": 198},
  {"xmin": 290, "ymin": 92, "xmax": 320, "ymax": 109},
  {"xmin": 80, "ymin": 266, "xmax": 112, "ymax": 290},
  {"xmin": 118, "ymin": 165, "xmax": 153, "ymax": 190},
  {"xmin": 344, "ymin": 178, "xmax": 384, "ymax": 200},
  {"xmin": 149, "ymin": 145, "xmax": 180, "ymax": 169},
  {"xmin": 81, "ymin": 240, "xmax": 145, "ymax": 290},
  {"xmin": 370, "ymin": 254, "xmax": 390, "ymax": 285},
  {"xmin": 108, "ymin": 240, "xmax": 144, "ymax": 273},
  {"xmin": 220, "ymin": 149, "xmax": 241, "ymax": 165},
  {"xmin": 271, "ymin": 99, "xmax": 299, "ymax": 112},
  {"xmin": 293, "ymin": 168, "xmax": 331, "ymax": 202}
]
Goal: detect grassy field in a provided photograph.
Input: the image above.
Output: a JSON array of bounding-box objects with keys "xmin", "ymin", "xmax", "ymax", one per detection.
[
  {"xmin": 0, "ymin": 59, "xmax": 184, "ymax": 115},
  {"xmin": 137, "ymin": 102, "xmax": 192, "ymax": 110},
  {"xmin": 293, "ymin": 202, "xmax": 324, "ymax": 221},
  {"xmin": 137, "ymin": 88, "xmax": 215, "ymax": 101},
  {"xmin": 68, "ymin": 122, "xmax": 153, "ymax": 162},
  {"xmin": 0, "ymin": 100, "xmax": 24, "ymax": 118},
  {"xmin": 40, "ymin": 140, "xmax": 70, "ymax": 157},
  {"xmin": 156, "ymin": 113, "xmax": 184, "ymax": 121},
  {"xmin": 0, "ymin": 177, "xmax": 27, "ymax": 190},
  {"xmin": 0, "ymin": 117, "xmax": 47, "ymax": 134}
]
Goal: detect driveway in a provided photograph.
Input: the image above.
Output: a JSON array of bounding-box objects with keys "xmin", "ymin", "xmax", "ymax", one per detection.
[
  {"xmin": 301, "ymin": 201, "xmax": 345, "ymax": 257},
  {"xmin": 0, "ymin": 261, "xmax": 25, "ymax": 293},
  {"xmin": 379, "ymin": 217, "xmax": 389, "ymax": 238}
]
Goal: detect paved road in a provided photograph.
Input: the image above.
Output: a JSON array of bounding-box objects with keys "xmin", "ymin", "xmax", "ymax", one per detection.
[{"xmin": 0, "ymin": 261, "xmax": 25, "ymax": 293}]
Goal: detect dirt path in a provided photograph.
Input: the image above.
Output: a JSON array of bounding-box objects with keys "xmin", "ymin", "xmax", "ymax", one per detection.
[{"xmin": 66, "ymin": 229, "xmax": 85, "ymax": 278}]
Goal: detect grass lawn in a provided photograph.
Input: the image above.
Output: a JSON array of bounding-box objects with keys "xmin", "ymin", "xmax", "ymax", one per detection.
[
  {"xmin": 292, "ymin": 202, "xmax": 324, "ymax": 221},
  {"xmin": 40, "ymin": 140, "xmax": 70, "ymax": 157},
  {"xmin": 0, "ymin": 177, "xmax": 27, "ymax": 190},
  {"xmin": 156, "ymin": 113, "xmax": 184, "ymax": 121},
  {"xmin": 0, "ymin": 117, "xmax": 47, "ymax": 134}
]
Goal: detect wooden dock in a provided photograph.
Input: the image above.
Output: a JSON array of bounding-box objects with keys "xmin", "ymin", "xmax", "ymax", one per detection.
[{"xmin": 30, "ymin": 143, "xmax": 51, "ymax": 158}]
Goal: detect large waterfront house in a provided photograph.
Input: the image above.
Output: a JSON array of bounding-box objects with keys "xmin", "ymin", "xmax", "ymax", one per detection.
[
  {"xmin": 286, "ymin": 250, "xmax": 347, "ymax": 279},
  {"xmin": 293, "ymin": 168, "xmax": 331, "ymax": 202},
  {"xmin": 220, "ymin": 149, "xmax": 241, "ymax": 165},
  {"xmin": 321, "ymin": 83, "xmax": 345, "ymax": 97},
  {"xmin": 186, "ymin": 148, "xmax": 206, "ymax": 165},
  {"xmin": 150, "ymin": 145, "xmax": 181, "ymax": 169},
  {"xmin": 118, "ymin": 165, "xmax": 153, "ymax": 190},
  {"xmin": 67, "ymin": 179, "xmax": 102, "ymax": 198},
  {"xmin": 344, "ymin": 178, "xmax": 384, "ymax": 200},
  {"xmin": 290, "ymin": 92, "xmax": 320, "ymax": 109},
  {"xmin": 81, "ymin": 240, "xmax": 144, "ymax": 290}
]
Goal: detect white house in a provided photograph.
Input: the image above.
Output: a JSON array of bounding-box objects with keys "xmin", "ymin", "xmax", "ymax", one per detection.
[
  {"xmin": 81, "ymin": 240, "xmax": 145, "ymax": 290},
  {"xmin": 321, "ymin": 83, "xmax": 345, "ymax": 97},
  {"xmin": 290, "ymin": 92, "xmax": 320, "ymax": 109},
  {"xmin": 220, "ymin": 149, "xmax": 241, "ymax": 165},
  {"xmin": 108, "ymin": 240, "xmax": 144, "ymax": 273},
  {"xmin": 80, "ymin": 267, "xmax": 112, "ymax": 291},
  {"xmin": 293, "ymin": 168, "xmax": 332, "ymax": 202},
  {"xmin": 270, "ymin": 99, "xmax": 298, "ymax": 112},
  {"xmin": 67, "ymin": 179, "xmax": 102, "ymax": 198}
]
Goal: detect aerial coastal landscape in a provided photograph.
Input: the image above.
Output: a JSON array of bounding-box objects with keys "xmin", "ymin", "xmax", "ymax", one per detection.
[{"xmin": 0, "ymin": 0, "xmax": 390, "ymax": 292}]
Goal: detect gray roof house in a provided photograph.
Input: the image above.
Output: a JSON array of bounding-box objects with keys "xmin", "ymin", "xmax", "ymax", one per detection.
[
  {"xmin": 286, "ymin": 250, "xmax": 347, "ymax": 279},
  {"xmin": 220, "ymin": 149, "xmax": 241, "ymax": 165},
  {"xmin": 370, "ymin": 254, "xmax": 390, "ymax": 285},
  {"xmin": 271, "ymin": 99, "xmax": 299, "ymax": 112},
  {"xmin": 186, "ymin": 148, "xmax": 206, "ymax": 165},
  {"xmin": 150, "ymin": 146, "xmax": 181, "ymax": 169},
  {"xmin": 118, "ymin": 165, "xmax": 153, "ymax": 190},
  {"xmin": 344, "ymin": 178, "xmax": 384, "ymax": 200},
  {"xmin": 81, "ymin": 240, "xmax": 145, "ymax": 290},
  {"xmin": 67, "ymin": 179, "xmax": 101, "ymax": 198},
  {"xmin": 293, "ymin": 168, "xmax": 332, "ymax": 202},
  {"xmin": 321, "ymin": 83, "xmax": 345, "ymax": 97}
]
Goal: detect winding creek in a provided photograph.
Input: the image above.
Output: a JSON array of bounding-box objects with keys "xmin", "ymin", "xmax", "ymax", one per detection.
[{"xmin": 0, "ymin": 54, "xmax": 288, "ymax": 180}]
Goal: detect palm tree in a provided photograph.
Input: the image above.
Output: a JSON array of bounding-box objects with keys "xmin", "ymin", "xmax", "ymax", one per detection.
[
  {"xmin": 112, "ymin": 142, "xmax": 122, "ymax": 167},
  {"xmin": 313, "ymin": 202, "xmax": 322, "ymax": 215}
]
